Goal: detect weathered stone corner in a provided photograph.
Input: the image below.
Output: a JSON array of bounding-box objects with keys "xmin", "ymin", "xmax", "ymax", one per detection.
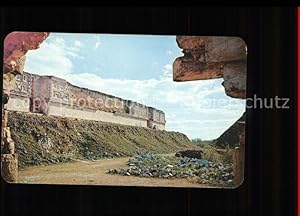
[
  {"xmin": 1, "ymin": 32, "xmax": 49, "ymax": 183},
  {"xmin": 3, "ymin": 32, "xmax": 49, "ymax": 74},
  {"xmin": 173, "ymin": 36, "xmax": 247, "ymax": 99},
  {"xmin": 1, "ymin": 154, "xmax": 18, "ymax": 183},
  {"xmin": 173, "ymin": 36, "xmax": 247, "ymax": 186},
  {"xmin": 233, "ymin": 120, "xmax": 245, "ymax": 186}
]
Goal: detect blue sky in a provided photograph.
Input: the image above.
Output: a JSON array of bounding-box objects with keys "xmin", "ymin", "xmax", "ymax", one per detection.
[{"xmin": 24, "ymin": 33, "xmax": 245, "ymax": 140}]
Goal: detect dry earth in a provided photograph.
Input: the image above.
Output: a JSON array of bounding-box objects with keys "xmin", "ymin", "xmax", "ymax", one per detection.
[{"xmin": 17, "ymin": 154, "xmax": 210, "ymax": 188}]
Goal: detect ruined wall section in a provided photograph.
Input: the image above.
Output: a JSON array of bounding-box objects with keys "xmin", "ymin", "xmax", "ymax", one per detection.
[
  {"xmin": 8, "ymin": 72, "xmax": 165, "ymax": 129},
  {"xmin": 6, "ymin": 72, "xmax": 33, "ymax": 112},
  {"xmin": 147, "ymin": 107, "xmax": 166, "ymax": 130},
  {"xmin": 31, "ymin": 75, "xmax": 52, "ymax": 114},
  {"xmin": 2, "ymin": 32, "xmax": 49, "ymax": 183},
  {"xmin": 49, "ymin": 76, "xmax": 70, "ymax": 105},
  {"xmin": 173, "ymin": 36, "xmax": 247, "ymax": 99},
  {"xmin": 125, "ymin": 101, "xmax": 148, "ymax": 120}
]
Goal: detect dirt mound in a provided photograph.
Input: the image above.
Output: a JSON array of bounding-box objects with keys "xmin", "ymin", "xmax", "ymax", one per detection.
[
  {"xmin": 213, "ymin": 112, "xmax": 245, "ymax": 148},
  {"xmin": 8, "ymin": 111, "xmax": 198, "ymax": 168}
]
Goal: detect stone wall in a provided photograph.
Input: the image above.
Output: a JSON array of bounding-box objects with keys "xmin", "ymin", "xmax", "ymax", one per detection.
[
  {"xmin": 6, "ymin": 72, "xmax": 33, "ymax": 112},
  {"xmin": 8, "ymin": 72, "xmax": 166, "ymax": 130},
  {"xmin": 6, "ymin": 96, "xmax": 30, "ymax": 113},
  {"xmin": 172, "ymin": 36, "xmax": 246, "ymax": 187},
  {"xmin": 147, "ymin": 107, "xmax": 166, "ymax": 130},
  {"xmin": 47, "ymin": 102, "xmax": 148, "ymax": 128},
  {"xmin": 2, "ymin": 32, "xmax": 50, "ymax": 182},
  {"xmin": 173, "ymin": 36, "xmax": 247, "ymax": 99}
]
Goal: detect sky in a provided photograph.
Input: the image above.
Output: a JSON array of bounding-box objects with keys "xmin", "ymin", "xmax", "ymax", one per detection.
[{"xmin": 24, "ymin": 33, "xmax": 245, "ymax": 140}]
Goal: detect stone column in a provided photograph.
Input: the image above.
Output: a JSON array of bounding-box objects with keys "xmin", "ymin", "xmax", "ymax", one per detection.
[
  {"xmin": 233, "ymin": 120, "xmax": 245, "ymax": 186},
  {"xmin": 1, "ymin": 32, "xmax": 49, "ymax": 182},
  {"xmin": 1, "ymin": 75, "xmax": 18, "ymax": 182},
  {"xmin": 1, "ymin": 154, "xmax": 18, "ymax": 182},
  {"xmin": 171, "ymin": 36, "xmax": 247, "ymax": 186}
]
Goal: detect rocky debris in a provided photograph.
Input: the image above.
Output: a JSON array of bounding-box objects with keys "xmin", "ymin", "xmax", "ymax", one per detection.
[
  {"xmin": 37, "ymin": 133, "xmax": 53, "ymax": 151},
  {"xmin": 175, "ymin": 150, "xmax": 203, "ymax": 159},
  {"xmin": 108, "ymin": 153, "xmax": 234, "ymax": 186},
  {"xmin": 82, "ymin": 151, "xmax": 124, "ymax": 160},
  {"xmin": 26, "ymin": 154, "xmax": 71, "ymax": 167}
]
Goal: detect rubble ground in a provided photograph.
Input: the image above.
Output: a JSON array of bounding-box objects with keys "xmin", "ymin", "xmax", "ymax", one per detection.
[{"xmin": 108, "ymin": 152, "xmax": 234, "ymax": 187}]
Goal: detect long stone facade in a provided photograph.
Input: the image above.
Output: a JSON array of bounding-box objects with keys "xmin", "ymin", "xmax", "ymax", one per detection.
[{"xmin": 7, "ymin": 72, "xmax": 166, "ymax": 130}]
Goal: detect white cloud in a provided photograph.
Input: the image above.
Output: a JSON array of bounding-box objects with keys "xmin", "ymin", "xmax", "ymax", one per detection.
[
  {"xmin": 95, "ymin": 42, "xmax": 101, "ymax": 49},
  {"xmin": 94, "ymin": 35, "xmax": 101, "ymax": 49},
  {"xmin": 24, "ymin": 35, "xmax": 84, "ymax": 78},
  {"xmin": 166, "ymin": 50, "xmax": 173, "ymax": 55},
  {"xmin": 24, "ymin": 36, "xmax": 73, "ymax": 77},
  {"xmin": 64, "ymin": 64, "xmax": 245, "ymax": 139},
  {"xmin": 159, "ymin": 64, "xmax": 173, "ymax": 80},
  {"xmin": 74, "ymin": 40, "xmax": 82, "ymax": 47},
  {"xmin": 24, "ymin": 35, "xmax": 245, "ymax": 140}
]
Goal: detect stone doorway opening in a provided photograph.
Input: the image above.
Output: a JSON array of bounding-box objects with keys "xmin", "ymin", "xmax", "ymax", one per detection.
[
  {"xmin": 2, "ymin": 33, "xmax": 246, "ymax": 188},
  {"xmin": 172, "ymin": 36, "xmax": 247, "ymax": 186}
]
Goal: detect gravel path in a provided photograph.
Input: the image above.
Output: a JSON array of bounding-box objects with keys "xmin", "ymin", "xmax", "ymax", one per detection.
[{"xmin": 17, "ymin": 155, "xmax": 209, "ymax": 188}]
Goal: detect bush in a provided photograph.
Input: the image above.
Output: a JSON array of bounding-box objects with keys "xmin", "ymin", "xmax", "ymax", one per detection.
[{"xmin": 201, "ymin": 144, "xmax": 233, "ymax": 164}]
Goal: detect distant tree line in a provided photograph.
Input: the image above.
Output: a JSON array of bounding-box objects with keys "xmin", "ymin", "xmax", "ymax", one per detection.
[{"xmin": 191, "ymin": 138, "xmax": 213, "ymax": 146}]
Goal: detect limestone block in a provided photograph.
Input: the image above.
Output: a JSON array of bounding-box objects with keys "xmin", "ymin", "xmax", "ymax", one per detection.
[
  {"xmin": 3, "ymin": 73, "xmax": 16, "ymax": 95},
  {"xmin": 233, "ymin": 147, "xmax": 242, "ymax": 186},
  {"xmin": 176, "ymin": 36, "xmax": 246, "ymax": 62},
  {"xmin": 3, "ymin": 127, "xmax": 15, "ymax": 154},
  {"xmin": 173, "ymin": 36, "xmax": 247, "ymax": 99},
  {"xmin": 233, "ymin": 121, "xmax": 245, "ymax": 187},
  {"xmin": 222, "ymin": 62, "xmax": 247, "ymax": 98},
  {"xmin": 2, "ymin": 111, "xmax": 8, "ymax": 128},
  {"xmin": 1, "ymin": 154, "xmax": 18, "ymax": 183},
  {"xmin": 4, "ymin": 32, "xmax": 49, "ymax": 74},
  {"xmin": 173, "ymin": 56, "xmax": 223, "ymax": 81}
]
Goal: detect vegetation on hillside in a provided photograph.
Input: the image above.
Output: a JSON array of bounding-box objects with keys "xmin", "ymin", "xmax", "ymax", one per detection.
[{"xmin": 8, "ymin": 111, "xmax": 199, "ymax": 168}]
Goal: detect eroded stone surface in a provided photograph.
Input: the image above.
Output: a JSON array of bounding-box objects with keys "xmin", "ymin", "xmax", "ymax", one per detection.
[
  {"xmin": 1, "ymin": 154, "xmax": 18, "ymax": 182},
  {"xmin": 173, "ymin": 36, "xmax": 247, "ymax": 99},
  {"xmin": 3, "ymin": 32, "xmax": 49, "ymax": 74},
  {"xmin": 177, "ymin": 36, "xmax": 246, "ymax": 62},
  {"xmin": 222, "ymin": 62, "xmax": 247, "ymax": 98},
  {"xmin": 2, "ymin": 32, "xmax": 49, "ymax": 182},
  {"xmin": 173, "ymin": 57, "xmax": 224, "ymax": 81}
]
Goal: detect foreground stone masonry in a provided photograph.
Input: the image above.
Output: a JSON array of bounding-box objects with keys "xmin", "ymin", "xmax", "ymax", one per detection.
[
  {"xmin": 173, "ymin": 36, "xmax": 247, "ymax": 99},
  {"xmin": 3, "ymin": 32, "xmax": 49, "ymax": 75},
  {"xmin": 7, "ymin": 72, "xmax": 166, "ymax": 130},
  {"xmin": 2, "ymin": 32, "xmax": 50, "ymax": 182},
  {"xmin": 233, "ymin": 120, "xmax": 245, "ymax": 186},
  {"xmin": 173, "ymin": 36, "xmax": 246, "ymax": 187}
]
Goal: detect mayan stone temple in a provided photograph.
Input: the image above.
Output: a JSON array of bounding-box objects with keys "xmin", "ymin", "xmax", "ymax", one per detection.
[{"xmin": 7, "ymin": 72, "xmax": 166, "ymax": 130}]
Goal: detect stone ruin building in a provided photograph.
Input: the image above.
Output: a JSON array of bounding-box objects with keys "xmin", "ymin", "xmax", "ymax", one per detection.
[
  {"xmin": 2, "ymin": 32, "xmax": 246, "ymax": 186},
  {"xmin": 7, "ymin": 72, "xmax": 166, "ymax": 130}
]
